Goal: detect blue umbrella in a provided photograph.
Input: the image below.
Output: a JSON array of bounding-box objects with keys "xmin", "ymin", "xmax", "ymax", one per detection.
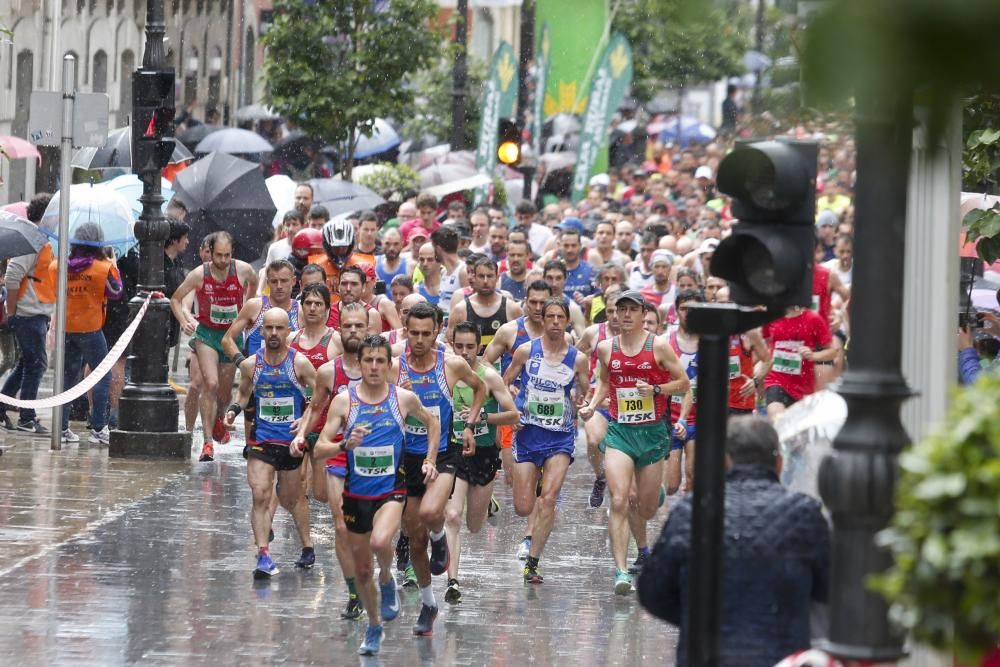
[
  {"xmin": 104, "ymin": 173, "xmax": 174, "ymax": 220},
  {"xmin": 659, "ymin": 115, "xmax": 718, "ymax": 146},
  {"xmin": 354, "ymin": 118, "xmax": 401, "ymax": 159},
  {"xmin": 38, "ymin": 183, "xmax": 137, "ymax": 255}
]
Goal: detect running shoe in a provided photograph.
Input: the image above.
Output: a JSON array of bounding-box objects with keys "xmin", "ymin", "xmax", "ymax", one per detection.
[
  {"xmin": 487, "ymin": 495, "xmax": 501, "ymax": 526},
  {"xmin": 429, "ymin": 534, "xmax": 450, "ymax": 576},
  {"xmin": 61, "ymin": 429, "xmax": 80, "ymax": 444},
  {"xmin": 199, "ymin": 442, "xmax": 214, "ymax": 462},
  {"xmin": 516, "ymin": 537, "xmax": 531, "ymax": 561},
  {"xmin": 614, "ymin": 569, "xmax": 633, "ymax": 595},
  {"xmin": 412, "ymin": 603, "xmax": 438, "ymax": 636},
  {"xmin": 88, "ymin": 426, "xmax": 110, "ymax": 445},
  {"xmin": 295, "ymin": 547, "xmax": 316, "ymax": 569},
  {"xmin": 395, "ymin": 534, "xmax": 410, "ymax": 572},
  {"xmin": 444, "ymin": 578, "xmax": 462, "ymax": 604},
  {"xmin": 16, "ymin": 419, "xmax": 49, "ymax": 436},
  {"xmin": 340, "ymin": 595, "xmax": 364, "ymax": 620},
  {"xmin": 589, "ymin": 476, "xmax": 607, "ymax": 508},
  {"xmin": 254, "ymin": 553, "xmax": 279, "ymax": 579},
  {"xmin": 402, "ymin": 563, "xmax": 418, "ymax": 588},
  {"xmin": 629, "ymin": 551, "xmax": 649, "ymax": 576},
  {"xmin": 380, "ymin": 579, "xmax": 400, "ymax": 621},
  {"xmin": 523, "ymin": 564, "xmax": 544, "ymax": 584},
  {"xmin": 358, "ymin": 624, "xmax": 384, "ymax": 656}
]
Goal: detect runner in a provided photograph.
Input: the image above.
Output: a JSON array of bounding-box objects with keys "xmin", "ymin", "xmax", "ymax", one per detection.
[
  {"xmin": 448, "ymin": 256, "xmax": 523, "ymax": 359},
  {"xmin": 224, "ymin": 308, "xmax": 316, "ymax": 579},
  {"xmin": 430, "ymin": 226, "xmax": 469, "ymax": 323},
  {"xmin": 502, "ymin": 298, "xmax": 590, "ymax": 584},
  {"xmin": 304, "ymin": 334, "xmax": 439, "ymax": 657},
  {"xmin": 375, "ymin": 228, "xmax": 408, "ymax": 286},
  {"xmin": 762, "ymin": 305, "xmax": 835, "ymax": 420},
  {"xmin": 327, "ymin": 265, "xmax": 381, "ymax": 334},
  {"xmin": 498, "ymin": 239, "xmax": 531, "ymax": 301},
  {"xmin": 541, "ymin": 260, "xmax": 588, "ymax": 334},
  {"xmin": 666, "ymin": 288, "xmax": 703, "ymax": 495},
  {"xmin": 414, "ymin": 243, "xmax": 443, "ymax": 307},
  {"xmin": 442, "ymin": 321, "xmax": 519, "ymax": 604},
  {"xmin": 392, "ymin": 301, "xmax": 486, "ymax": 636},
  {"xmin": 582, "ymin": 290, "xmax": 689, "ymax": 595},
  {"xmin": 171, "ymin": 232, "xmax": 257, "ymax": 462}
]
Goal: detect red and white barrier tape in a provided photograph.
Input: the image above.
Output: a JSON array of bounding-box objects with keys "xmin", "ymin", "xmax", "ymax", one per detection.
[{"xmin": 0, "ymin": 292, "xmax": 159, "ymax": 409}]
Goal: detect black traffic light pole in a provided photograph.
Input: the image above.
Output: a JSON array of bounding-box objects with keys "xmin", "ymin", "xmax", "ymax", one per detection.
[
  {"xmin": 449, "ymin": 0, "xmax": 469, "ymax": 150},
  {"xmin": 685, "ymin": 304, "xmax": 781, "ymax": 666},
  {"xmin": 109, "ymin": 0, "xmax": 190, "ymax": 458}
]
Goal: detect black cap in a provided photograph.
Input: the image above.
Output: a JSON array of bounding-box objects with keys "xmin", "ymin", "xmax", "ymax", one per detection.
[{"xmin": 616, "ymin": 289, "xmax": 647, "ymax": 307}]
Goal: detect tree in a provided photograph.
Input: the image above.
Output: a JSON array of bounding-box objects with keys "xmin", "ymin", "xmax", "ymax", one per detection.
[
  {"xmin": 401, "ymin": 55, "xmax": 488, "ymax": 151},
  {"xmin": 262, "ymin": 0, "xmax": 441, "ymax": 180},
  {"xmin": 612, "ymin": 0, "xmax": 749, "ymax": 104}
]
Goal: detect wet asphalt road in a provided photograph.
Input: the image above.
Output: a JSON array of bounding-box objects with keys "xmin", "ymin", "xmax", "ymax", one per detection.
[{"xmin": 0, "ymin": 426, "xmax": 678, "ymax": 666}]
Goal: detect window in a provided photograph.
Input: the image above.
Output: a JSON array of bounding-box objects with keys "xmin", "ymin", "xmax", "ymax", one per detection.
[
  {"xmin": 93, "ymin": 50, "xmax": 108, "ymax": 93},
  {"xmin": 118, "ymin": 50, "xmax": 135, "ymax": 126}
]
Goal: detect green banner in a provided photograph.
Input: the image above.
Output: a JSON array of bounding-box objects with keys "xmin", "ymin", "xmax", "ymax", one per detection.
[
  {"xmin": 570, "ymin": 33, "xmax": 633, "ymax": 203},
  {"xmin": 474, "ymin": 41, "xmax": 519, "ymax": 205},
  {"xmin": 531, "ymin": 22, "xmax": 551, "ymax": 159}
]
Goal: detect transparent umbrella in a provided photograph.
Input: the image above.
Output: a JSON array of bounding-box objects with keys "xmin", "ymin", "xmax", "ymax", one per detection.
[
  {"xmin": 104, "ymin": 173, "xmax": 174, "ymax": 220},
  {"xmin": 39, "ymin": 183, "xmax": 137, "ymax": 256}
]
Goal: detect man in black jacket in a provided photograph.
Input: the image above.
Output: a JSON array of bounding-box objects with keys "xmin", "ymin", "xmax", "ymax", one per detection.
[{"xmin": 638, "ymin": 416, "xmax": 830, "ymax": 667}]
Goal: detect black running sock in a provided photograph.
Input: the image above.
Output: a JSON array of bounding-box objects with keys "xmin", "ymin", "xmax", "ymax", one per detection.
[
  {"xmin": 301, "ymin": 546, "xmax": 314, "ymax": 555},
  {"xmin": 526, "ymin": 556, "xmax": 539, "ymax": 569}
]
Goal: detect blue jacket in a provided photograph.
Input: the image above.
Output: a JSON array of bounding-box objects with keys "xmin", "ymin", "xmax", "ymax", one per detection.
[
  {"xmin": 638, "ymin": 465, "xmax": 830, "ymax": 667},
  {"xmin": 960, "ymin": 347, "xmax": 986, "ymax": 385}
]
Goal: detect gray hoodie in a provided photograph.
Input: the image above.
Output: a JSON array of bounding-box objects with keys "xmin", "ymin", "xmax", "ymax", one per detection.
[{"xmin": 5, "ymin": 251, "xmax": 55, "ymax": 318}]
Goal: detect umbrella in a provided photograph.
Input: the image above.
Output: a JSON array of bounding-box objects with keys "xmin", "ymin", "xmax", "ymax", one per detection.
[
  {"xmin": 172, "ymin": 152, "xmax": 276, "ymax": 262},
  {"xmin": 354, "ymin": 119, "xmax": 400, "ymax": 160},
  {"xmin": 543, "ymin": 113, "xmax": 582, "ymax": 137},
  {"xmin": 195, "ymin": 128, "xmax": 273, "ymax": 156},
  {"xmin": 423, "ymin": 174, "xmax": 492, "ymax": 199},
  {"xmin": 177, "ymin": 123, "xmax": 222, "ymax": 150},
  {"xmin": 271, "ymin": 131, "xmax": 320, "ymax": 167},
  {"xmin": 235, "ymin": 103, "xmax": 280, "ymax": 123},
  {"xmin": 418, "ymin": 163, "xmax": 478, "ymax": 189},
  {"xmin": 265, "ymin": 174, "xmax": 297, "ymax": 228},
  {"xmin": 38, "ymin": 183, "xmax": 137, "ymax": 255},
  {"xmin": 0, "ymin": 136, "xmax": 42, "ymax": 164},
  {"xmin": 105, "ymin": 173, "xmax": 174, "ymax": 220},
  {"xmin": 0, "ymin": 211, "xmax": 50, "ymax": 260},
  {"xmin": 421, "ymin": 149, "xmax": 476, "ymax": 171},
  {"xmin": 71, "ymin": 127, "xmax": 193, "ymax": 170},
  {"xmin": 1, "ymin": 202, "xmax": 28, "ymax": 218},
  {"xmin": 404, "ymin": 143, "xmax": 452, "ymax": 169},
  {"xmin": 309, "ymin": 178, "xmax": 385, "ymax": 217},
  {"xmin": 658, "ymin": 115, "xmax": 718, "ymax": 146},
  {"xmin": 539, "ymin": 151, "xmax": 577, "ymax": 173}
]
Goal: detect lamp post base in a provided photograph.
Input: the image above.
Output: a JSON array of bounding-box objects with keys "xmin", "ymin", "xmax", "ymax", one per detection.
[{"xmin": 109, "ymin": 429, "xmax": 191, "ymax": 459}]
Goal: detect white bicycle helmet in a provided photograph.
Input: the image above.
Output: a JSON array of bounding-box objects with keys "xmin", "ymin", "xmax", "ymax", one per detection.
[{"xmin": 322, "ymin": 218, "xmax": 356, "ymax": 262}]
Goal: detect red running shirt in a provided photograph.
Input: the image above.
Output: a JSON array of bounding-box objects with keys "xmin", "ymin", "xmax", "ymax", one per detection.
[
  {"xmin": 728, "ymin": 335, "xmax": 756, "ymax": 411},
  {"xmin": 762, "ymin": 310, "xmax": 832, "ymax": 401},
  {"xmin": 195, "ymin": 262, "xmax": 245, "ymax": 330},
  {"xmin": 811, "ymin": 265, "xmax": 832, "ymax": 330},
  {"xmin": 607, "ymin": 334, "xmax": 671, "ymax": 424}
]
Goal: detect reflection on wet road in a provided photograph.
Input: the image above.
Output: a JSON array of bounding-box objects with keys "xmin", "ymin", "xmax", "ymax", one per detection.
[{"xmin": 0, "ymin": 434, "xmax": 678, "ymax": 665}]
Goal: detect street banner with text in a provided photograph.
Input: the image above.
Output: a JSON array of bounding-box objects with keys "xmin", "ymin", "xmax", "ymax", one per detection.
[
  {"xmin": 570, "ymin": 33, "xmax": 633, "ymax": 203},
  {"xmin": 474, "ymin": 41, "xmax": 518, "ymax": 205}
]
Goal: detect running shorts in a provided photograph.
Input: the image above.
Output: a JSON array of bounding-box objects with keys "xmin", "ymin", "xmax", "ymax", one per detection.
[
  {"xmin": 343, "ymin": 493, "xmax": 405, "ymax": 534},
  {"xmin": 190, "ymin": 324, "xmax": 242, "ymax": 364},
  {"xmin": 513, "ymin": 424, "xmax": 575, "ymax": 468},
  {"xmin": 247, "ymin": 441, "xmax": 304, "ymax": 471},
  {"xmin": 403, "ymin": 447, "xmax": 458, "ymax": 498},
  {"xmin": 498, "ymin": 424, "xmax": 513, "ymax": 449},
  {"xmin": 605, "ymin": 420, "xmax": 670, "ymax": 468},
  {"xmin": 764, "ymin": 385, "xmax": 797, "ymax": 408},
  {"xmin": 455, "ymin": 446, "xmax": 501, "ymax": 487}
]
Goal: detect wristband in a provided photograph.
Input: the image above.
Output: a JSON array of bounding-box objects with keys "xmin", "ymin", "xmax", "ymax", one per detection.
[
  {"xmin": 232, "ymin": 353, "xmax": 247, "ymax": 366},
  {"xmin": 423, "ymin": 458, "xmax": 436, "ymax": 468},
  {"xmin": 228, "ymin": 403, "xmax": 243, "ymax": 417}
]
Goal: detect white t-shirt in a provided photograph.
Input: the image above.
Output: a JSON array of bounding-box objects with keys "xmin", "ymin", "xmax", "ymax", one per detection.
[
  {"xmin": 265, "ymin": 238, "xmax": 292, "ymax": 264},
  {"xmin": 528, "ymin": 223, "xmax": 553, "ymax": 258},
  {"xmin": 823, "ymin": 258, "xmax": 852, "ymax": 288}
]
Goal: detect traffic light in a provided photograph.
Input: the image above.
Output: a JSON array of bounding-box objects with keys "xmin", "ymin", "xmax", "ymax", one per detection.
[
  {"xmin": 711, "ymin": 139, "xmax": 818, "ymax": 308},
  {"xmin": 497, "ymin": 119, "xmax": 521, "ymax": 165},
  {"xmin": 131, "ymin": 69, "xmax": 176, "ymax": 172}
]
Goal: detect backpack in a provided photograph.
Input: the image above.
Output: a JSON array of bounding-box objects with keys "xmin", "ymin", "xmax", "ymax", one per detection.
[{"xmin": 16, "ymin": 242, "xmax": 57, "ymax": 304}]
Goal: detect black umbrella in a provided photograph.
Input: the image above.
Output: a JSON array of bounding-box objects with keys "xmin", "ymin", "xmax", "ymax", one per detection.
[
  {"xmin": 309, "ymin": 178, "xmax": 386, "ymax": 217},
  {"xmin": 172, "ymin": 152, "xmax": 276, "ymax": 263},
  {"xmin": 177, "ymin": 123, "xmax": 222, "ymax": 151},
  {"xmin": 71, "ymin": 127, "xmax": 194, "ymax": 170},
  {"xmin": 0, "ymin": 211, "xmax": 49, "ymax": 260},
  {"xmin": 272, "ymin": 131, "xmax": 320, "ymax": 168}
]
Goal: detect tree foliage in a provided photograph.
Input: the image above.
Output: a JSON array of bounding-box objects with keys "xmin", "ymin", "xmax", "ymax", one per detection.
[
  {"xmin": 612, "ymin": 0, "xmax": 749, "ymax": 103},
  {"xmin": 262, "ymin": 0, "xmax": 441, "ymax": 179},
  {"xmin": 401, "ymin": 55, "xmax": 488, "ymax": 151}
]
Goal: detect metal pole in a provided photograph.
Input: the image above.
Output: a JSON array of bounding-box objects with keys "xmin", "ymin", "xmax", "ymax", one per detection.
[
  {"xmin": 51, "ymin": 54, "xmax": 75, "ymax": 451},
  {"xmin": 449, "ymin": 0, "xmax": 469, "ymax": 150},
  {"xmin": 816, "ymin": 88, "xmax": 911, "ymax": 662},
  {"xmin": 752, "ymin": 0, "xmax": 765, "ymax": 111},
  {"xmin": 686, "ymin": 333, "xmax": 728, "ymax": 666},
  {"xmin": 517, "ymin": 0, "xmax": 535, "ymax": 129}
]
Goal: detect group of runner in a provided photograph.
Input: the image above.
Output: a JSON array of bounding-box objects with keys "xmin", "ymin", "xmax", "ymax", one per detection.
[{"xmin": 164, "ymin": 157, "xmax": 851, "ymax": 654}]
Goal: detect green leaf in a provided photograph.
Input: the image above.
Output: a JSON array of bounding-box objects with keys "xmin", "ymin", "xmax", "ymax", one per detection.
[{"xmin": 912, "ymin": 472, "xmax": 966, "ymax": 500}]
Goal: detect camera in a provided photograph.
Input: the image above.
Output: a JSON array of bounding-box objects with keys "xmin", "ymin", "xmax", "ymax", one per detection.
[{"xmin": 959, "ymin": 256, "xmax": 984, "ymax": 329}]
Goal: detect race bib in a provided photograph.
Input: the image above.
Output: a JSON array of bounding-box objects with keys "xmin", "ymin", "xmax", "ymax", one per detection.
[
  {"xmin": 526, "ymin": 390, "xmax": 565, "ymax": 428},
  {"xmin": 405, "ymin": 405, "xmax": 440, "ymax": 436},
  {"xmin": 453, "ymin": 418, "xmax": 490, "ymax": 440},
  {"xmin": 615, "ymin": 387, "xmax": 654, "ymax": 424},
  {"xmin": 259, "ymin": 396, "xmax": 295, "ymax": 423},
  {"xmin": 671, "ymin": 376, "xmax": 698, "ymax": 404},
  {"xmin": 353, "ymin": 444, "xmax": 395, "ymax": 477},
  {"xmin": 773, "ymin": 348, "xmax": 803, "ymax": 375},
  {"xmin": 209, "ymin": 302, "xmax": 238, "ymax": 325},
  {"xmin": 811, "ymin": 294, "xmax": 820, "ymax": 313},
  {"xmin": 728, "ymin": 355, "xmax": 741, "ymax": 380}
]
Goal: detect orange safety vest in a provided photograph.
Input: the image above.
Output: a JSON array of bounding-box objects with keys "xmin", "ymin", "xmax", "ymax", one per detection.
[{"xmin": 50, "ymin": 258, "xmax": 120, "ymax": 333}]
